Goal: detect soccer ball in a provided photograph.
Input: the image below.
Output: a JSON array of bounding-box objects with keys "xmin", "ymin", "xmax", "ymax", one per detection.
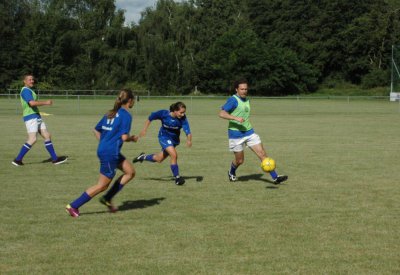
[{"xmin": 261, "ymin": 157, "xmax": 276, "ymax": 172}]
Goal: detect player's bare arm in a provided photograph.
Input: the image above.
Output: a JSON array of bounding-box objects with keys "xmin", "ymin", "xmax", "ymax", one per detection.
[
  {"xmin": 28, "ymin": 100, "xmax": 53, "ymax": 107},
  {"xmin": 93, "ymin": 129, "xmax": 101, "ymax": 140},
  {"xmin": 219, "ymin": 109, "xmax": 244, "ymax": 123},
  {"xmin": 123, "ymin": 134, "xmax": 139, "ymax": 142},
  {"xmin": 139, "ymin": 119, "xmax": 151, "ymax": 137},
  {"xmin": 186, "ymin": 133, "xmax": 192, "ymax": 147}
]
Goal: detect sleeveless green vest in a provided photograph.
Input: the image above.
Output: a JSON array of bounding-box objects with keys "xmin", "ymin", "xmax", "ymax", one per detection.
[
  {"xmin": 228, "ymin": 95, "xmax": 252, "ymax": 131},
  {"xmin": 20, "ymin": 87, "xmax": 39, "ymax": 117}
]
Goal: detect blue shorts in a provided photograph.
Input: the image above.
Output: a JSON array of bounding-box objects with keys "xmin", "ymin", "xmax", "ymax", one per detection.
[
  {"xmin": 99, "ymin": 154, "xmax": 126, "ymax": 179},
  {"xmin": 159, "ymin": 136, "xmax": 179, "ymax": 150}
]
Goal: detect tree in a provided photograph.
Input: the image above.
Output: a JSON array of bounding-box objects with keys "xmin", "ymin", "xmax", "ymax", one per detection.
[
  {"xmin": 202, "ymin": 24, "xmax": 317, "ymax": 95},
  {"xmin": 0, "ymin": 0, "xmax": 30, "ymax": 88}
]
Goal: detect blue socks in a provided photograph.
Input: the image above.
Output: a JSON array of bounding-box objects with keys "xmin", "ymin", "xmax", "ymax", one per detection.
[
  {"xmin": 70, "ymin": 178, "xmax": 125, "ymax": 209},
  {"xmin": 15, "ymin": 140, "xmax": 58, "ymax": 161},
  {"xmin": 229, "ymin": 162, "xmax": 237, "ymax": 175},
  {"xmin": 44, "ymin": 140, "xmax": 57, "ymax": 160},
  {"xmin": 269, "ymin": 170, "xmax": 278, "ymax": 180},
  {"xmin": 15, "ymin": 143, "xmax": 31, "ymax": 161},
  {"xmin": 70, "ymin": 192, "xmax": 92, "ymax": 209},
  {"xmin": 145, "ymin": 154, "xmax": 155, "ymax": 162},
  {"xmin": 170, "ymin": 164, "xmax": 179, "ymax": 177},
  {"xmin": 103, "ymin": 177, "xmax": 124, "ymax": 201}
]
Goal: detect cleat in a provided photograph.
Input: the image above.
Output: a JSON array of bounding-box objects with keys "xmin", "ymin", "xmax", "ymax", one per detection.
[
  {"xmin": 66, "ymin": 204, "xmax": 80, "ymax": 217},
  {"xmin": 228, "ymin": 171, "xmax": 237, "ymax": 182},
  {"xmin": 53, "ymin": 156, "xmax": 68, "ymax": 165},
  {"xmin": 133, "ymin": 152, "xmax": 146, "ymax": 163},
  {"xmin": 175, "ymin": 176, "xmax": 185, "ymax": 185},
  {"xmin": 273, "ymin": 175, "xmax": 288, "ymax": 185},
  {"xmin": 99, "ymin": 197, "xmax": 117, "ymax": 213},
  {"xmin": 12, "ymin": 159, "xmax": 24, "ymax": 166}
]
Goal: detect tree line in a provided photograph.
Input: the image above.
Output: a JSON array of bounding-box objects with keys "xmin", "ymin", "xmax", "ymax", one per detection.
[{"xmin": 1, "ymin": 0, "xmax": 399, "ymax": 95}]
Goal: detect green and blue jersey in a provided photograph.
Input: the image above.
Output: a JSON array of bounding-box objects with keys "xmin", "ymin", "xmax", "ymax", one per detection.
[
  {"xmin": 221, "ymin": 95, "xmax": 254, "ymax": 139},
  {"xmin": 20, "ymin": 87, "xmax": 41, "ymax": 121}
]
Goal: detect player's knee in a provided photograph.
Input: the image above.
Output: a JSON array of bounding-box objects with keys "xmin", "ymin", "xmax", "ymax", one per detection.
[
  {"xmin": 154, "ymin": 158, "xmax": 164, "ymax": 163},
  {"xmin": 236, "ymin": 158, "xmax": 244, "ymax": 165},
  {"xmin": 126, "ymin": 169, "xmax": 135, "ymax": 180},
  {"xmin": 27, "ymin": 136, "xmax": 37, "ymax": 145},
  {"xmin": 98, "ymin": 184, "xmax": 109, "ymax": 192}
]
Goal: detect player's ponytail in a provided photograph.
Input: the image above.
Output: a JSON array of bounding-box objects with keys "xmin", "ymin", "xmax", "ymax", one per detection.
[
  {"xmin": 107, "ymin": 88, "xmax": 134, "ymax": 118},
  {"xmin": 169, "ymin": 101, "xmax": 186, "ymax": 112}
]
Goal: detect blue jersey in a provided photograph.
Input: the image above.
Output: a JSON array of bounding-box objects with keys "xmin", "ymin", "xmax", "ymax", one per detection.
[
  {"xmin": 221, "ymin": 95, "xmax": 254, "ymax": 139},
  {"xmin": 149, "ymin": 109, "xmax": 191, "ymax": 147},
  {"xmin": 95, "ymin": 108, "xmax": 132, "ymax": 160}
]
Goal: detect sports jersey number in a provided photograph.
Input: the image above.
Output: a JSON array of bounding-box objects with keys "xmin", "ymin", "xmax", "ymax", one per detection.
[{"xmin": 107, "ymin": 118, "xmax": 115, "ymax": 125}]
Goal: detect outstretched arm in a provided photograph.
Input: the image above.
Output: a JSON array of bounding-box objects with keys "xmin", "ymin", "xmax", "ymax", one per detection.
[
  {"xmin": 28, "ymin": 99, "xmax": 53, "ymax": 107},
  {"xmin": 219, "ymin": 109, "xmax": 244, "ymax": 123}
]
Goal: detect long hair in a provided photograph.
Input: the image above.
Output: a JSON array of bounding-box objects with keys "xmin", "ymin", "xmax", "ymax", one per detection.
[
  {"xmin": 169, "ymin": 101, "xmax": 186, "ymax": 112},
  {"xmin": 107, "ymin": 88, "xmax": 134, "ymax": 118}
]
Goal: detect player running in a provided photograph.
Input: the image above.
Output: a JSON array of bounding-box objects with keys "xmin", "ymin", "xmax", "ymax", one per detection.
[
  {"xmin": 66, "ymin": 89, "xmax": 138, "ymax": 217},
  {"xmin": 219, "ymin": 79, "xmax": 288, "ymax": 184},
  {"xmin": 133, "ymin": 102, "xmax": 192, "ymax": 185}
]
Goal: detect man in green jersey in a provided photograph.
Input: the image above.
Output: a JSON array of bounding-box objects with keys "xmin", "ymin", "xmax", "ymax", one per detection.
[
  {"xmin": 12, "ymin": 74, "xmax": 67, "ymax": 166},
  {"xmin": 219, "ymin": 79, "xmax": 287, "ymax": 184}
]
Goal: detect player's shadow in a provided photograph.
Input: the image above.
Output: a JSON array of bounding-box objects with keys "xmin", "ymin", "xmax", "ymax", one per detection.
[
  {"xmin": 118, "ymin": 197, "xmax": 166, "ymax": 211},
  {"xmin": 18, "ymin": 156, "xmax": 70, "ymax": 165},
  {"xmin": 41, "ymin": 156, "xmax": 69, "ymax": 163},
  {"xmin": 237, "ymin": 174, "xmax": 280, "ymax": 189},
  {"xmin": 145, "ymin": 176, "xmax": 204, "ymax": 183},
  {"xmin": 81, "ymin": 197, "xmax": 165, "ymax": 216}
]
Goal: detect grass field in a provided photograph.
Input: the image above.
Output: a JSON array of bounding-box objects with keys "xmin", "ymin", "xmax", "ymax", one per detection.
[{"xmin": 1, "ymin": 97, "xmax": 400, "ymax": 274}]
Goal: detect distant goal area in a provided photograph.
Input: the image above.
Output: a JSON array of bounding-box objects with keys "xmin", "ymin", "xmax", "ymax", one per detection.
[{"xmin": 391, "ymin": 45, "xmax": 400, "ymax": 101}]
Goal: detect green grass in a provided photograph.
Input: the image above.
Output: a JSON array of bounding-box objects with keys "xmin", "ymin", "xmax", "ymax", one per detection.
[{"xmin": 1, "ymin": 97, "xmax": 400, "ymax": 274}]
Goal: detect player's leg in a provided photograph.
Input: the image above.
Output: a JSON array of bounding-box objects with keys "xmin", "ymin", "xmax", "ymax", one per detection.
[
  {"xmin": 66, "ymin": 174, "xmax": 112, "ymax": 217},
  {"xmin": 228, "ymin": 151, "xmax": 244, "ymax": 182},
  {"xmin": 100, "ymin": 157, "xmax": 136, "ymax": 212},
  {"xmin": 164, "ymin": 146, "xmax": 184, "ymax": 185},
  {"xmin": 135, "ymin": 136, "xmax": 174, "ymax": 164},
  {"xmin": 249, "ymin": 137, "xmax": 288, "ymax": 184},
  {"xmin": 151, "ymin": 150, "xmax": 169, "ymax": 163},
  {"xmin": 66, "ymin": 160, "xmax": 115, "ymax": 217},
  {"xmin": 228, "ymin": 137, "xmax": 245, "ymax": 182},
  {"xmin": 248, "ymin": 142, "xmax": 267, "ymax": 161},
  {"xmin": 12, "ymin": 119, "xmax": 38, "ymax": 166},
  {"xmin": 39, "ymin": 121, "xmax": 67, "ymax": 165},
  {"xmin": 133, "ymin": 150, "xmax": 169, "ymax": 163}
]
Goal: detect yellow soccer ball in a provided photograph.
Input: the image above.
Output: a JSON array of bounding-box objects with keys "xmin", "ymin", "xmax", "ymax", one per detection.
[{"xmin": 261, "ymin": 157, "xmax": 276, "ymax": 172}]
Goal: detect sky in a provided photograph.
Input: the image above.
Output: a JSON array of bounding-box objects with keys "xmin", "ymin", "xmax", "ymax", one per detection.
[{"xmin": 115, "ymin": 0, "xmax": 158, "ymax": 24}]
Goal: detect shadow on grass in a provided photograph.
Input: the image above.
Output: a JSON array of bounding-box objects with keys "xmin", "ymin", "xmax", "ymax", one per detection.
[
  {"xmin": 237, "ymin": 173, "xmax": 280, "ymax": 189},
  {"xmin": 41, "ymin": 155, "xmax": 69, "ymax": 164},
  {"xmin": 144, "ymin": 175, "xmax": 204, "ymax": 183},
  {"xmin": 118, "ymin": 197, "xmax": 166, "ymax": 211},
  {"xmin": 13, "ymin": 156, "xmax": 70, "ymax": 165},
  {"xmin": 81, "ymin": 197, "xmax": 166, "ymax": 216}
]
